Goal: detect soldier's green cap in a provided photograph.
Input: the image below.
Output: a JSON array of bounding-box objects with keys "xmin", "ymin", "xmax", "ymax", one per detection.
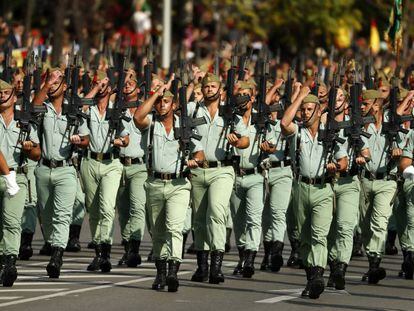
[
  {"xmin": 0, "ymin": 79, "xmax": 13, "ymax": 90},
  {"xmin": 201, "ymin": 72, "xmax": 220, "ymax": 86},
  {"xmin": 247, "ymin": 77, "xmax": 257, "ymax": 86},
  {"xmin": 379, "ymin": 77, "xmax": 391, "ymax": 88},
  {"xmin": 302, "ymin": 94, "xmax": 320, "ymax": 104},
  {"xmin": 266, "ymin": 81, "xmax": 273, "ymax": 90},
  {"xmin": 238, "ymin": 81, "xmax": 254, "ymax": 90},
  {"xmin": 398, "ymin": 88, "xmax": 409, "ymax": 101},
  {"xmin": 362, "ymin": 89, "xmax": 381, "ymax": 100},
  {"xmin": 95, "ymin": 70, "xmax": 107, "ymax": 81},
  {"xmin": 49, "ymin": 67, "xmax": 63, "ymax": 74},
  {"xmin": 194, "ymin": 83, "xmax": 201, "ymax": 90},
  {"xmin": 152, "ymin": 73, "xmax": 163, "ymax": 82},
  {"xmin": 162, "ymin": 90, "xmax": 174, "ymax": 99}
]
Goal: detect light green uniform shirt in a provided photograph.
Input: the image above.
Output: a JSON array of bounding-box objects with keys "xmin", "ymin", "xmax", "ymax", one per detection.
[
  {"xmin": 234, "ymin": 117, "xmax": 261, "ymax": 169},
  {"xmin": 120, "ymin": 108, "xmax": 146, "ymax": 159},
  {"xmin": 87, "ymin": 105, "xmax": 129, "ymax": 154},
  {"xmin": 288, "ymin": 124, "xmax": 347, "ymax": 178},
  {"xmin": 145, "ymin": 114, "xmax": 203, "ymax": 174},
  {"xmin": 402, "ymin": 129, "xmax": 414, "ymax": 159},
  {"xmin": 364, "ymin": 122, "xmax": 402, "ymax": 175},
  {"xmin": 41, "ymin": 101, "xmax": 89, "ymax": 161},
  {"xmin": 0, "ymin": 115, "xmax": 39, "ymax": 168},
  {"xmin": 187, "ymin": 101, "xmax": 249, "ymax": 162},
  {"xmin": 265, "ymin": 119, "xmax": 290, "ymax": 162}
]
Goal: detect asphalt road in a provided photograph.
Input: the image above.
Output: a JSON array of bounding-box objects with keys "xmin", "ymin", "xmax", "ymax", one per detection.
[{"xmin": 0, "ymin": 218, "xmax": 412, "ymax": 311}]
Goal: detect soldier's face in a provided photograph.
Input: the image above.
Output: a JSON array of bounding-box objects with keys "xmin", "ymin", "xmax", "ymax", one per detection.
[
  {"xmin": 12, "ymin": 74, "xmax": 24, "ymax": 93},
  {"xmin": 194, "ymin": 88, "xmax": 203, "ymax": 102},
  {"xmin": 48, "ymin": 75, "xmax": 66, "ymax": 96},
  {"xmin": 237, "ymin": 89, "xmax": 253, "ymax": 111},
  {"xmin": 336, "ymin": 89, "xmax": 346, "ymax": 110},
  {"xmin": 123, "ymin": 79, "xmax": 138, "ymax": 96},
  {"xmin": 379, "ymin": 85, "xmax": 390, "ymax": 99},
  {"xmin": 202, "ymin": 82, "xmax": 221, "ymax": 99},
  {"xmin": 155, "ymin": 97, "xmax": 174, "ymax": 116},
  {"xmin": 346, "ymin": 70, "xmax": 355, "ymax": 84},
  {"xmin": 301, "ymin": 102, "xmax": 320, "ymax": 127},
  {"xmin": 361, "ymin": 99, "xmax": 374, "ymax": 116},
  {"xmin": 0, "ymin": 88, "xmax": 16, "ymax": 109}
]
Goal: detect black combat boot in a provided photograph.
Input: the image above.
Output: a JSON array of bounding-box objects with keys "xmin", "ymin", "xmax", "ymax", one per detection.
[
  {"xmin": 326, "ymin": 260, "xmax": 336, "ymax": 288},
  {"xmin": 186, "ymin": 230, "xmax": 196, "ymax": 254},
  {"xmin": 1, "ymin": 255, "xmax": 18, "ymax": 287},
  {"xmin": 66, "ymin": 225, "xmax": 82, "ymax": 252},
  {"xmin": 87, "ymin": 244, "xmax": 101, "ymax": 271},
  {"xmin": 100, "ymin": 243, "xmax": 112, "ymax": 272},
  {"xmin": 301, "ymin": 267, "xmax": 311, "ymax": 297},
  {"xmin": 19, "ymin": 231, "xmax": 34, "ymax": 260},
  {"xmin": 233, "ymin": 246, "xmax": 245, "ymax": 275},
  {"xmin": 402, "ymin": 251, "xmax": 414, "ymax": 280},
  {"xmin": 270, "ymin": 241, "xmax": 284, "ymax": 272},
  {"xmin": 126, "ymin": 239, "xmax": 142, "ymax": 267},
  {"xmin": 209, "ymin": 251, "xmax": 225, "ymax": 284},
  {"xmin": 182, "ymin": 233, "xmax": 188, "ymax": 259},
  {"xmin": 260, "ymin": 241, "xmax": 272, "ymax": 271},
  {"xmin": 225, "ymin": 228, "xmax": 232, "ymax": 253},
  {"xmin": 152, "ymin": 259, "xmax": 167, "ymax": 290},
  {"xmin": 39, "ymin": 242, "xmax": 52, "ymax": 256},
  {"xmin": 87, "ymin": 241, "xmax": 96, "ymax": 249},
  {"xmin": 167, "ymin": 260, "xmax": 181, "ymax": 292},
  {"xmin": 147, "ymin": 248, "xmax": 155, "ymax": 262},
  {"xmin": 242, "ymin": 250, "xmax": 257, "ymax": 278},
  {"xmin": 399, "ymin": 249, "xmax": 407, "ymax": 278},
  {"xmin": 118, "ymin": 240, "xmax": 129, "ymax": 266},
  {"xmin": 332, "ymin": 262, "xmax": 347, "ymax": 290},
  {"xmin": 365, "ymin": 254, "xmax": 386, "ymax": 284},
  {"xmin": 287, "ymin": 239, "xmax": 301, "ymax": 268},
  {"xmin": 385, "ymin": 230, "xmax": 398, "ymax": 255},
  {"xmin": 191, "ymin": 251, "xmax": 209, "ymax": 282},
  {"xmin": 308, "ymin": 266, "xmax": 325, "ymax": 299},
  {"xmin": 352, "ymin": 232, "xmax": 364, "ymax": 257},
  {"xmin": 46, "ymin": 247, "xmax": 64, "ymax": 278}
]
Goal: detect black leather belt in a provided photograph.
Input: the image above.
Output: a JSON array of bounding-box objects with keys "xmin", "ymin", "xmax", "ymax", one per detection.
[
  {"xmin": 339, "ymin": 171, "xmax": 357, "ymax": 178},
  {"xmin": 120, "ymin": 156, "xmax": 145, "ymax": 166},
  {"xmin": 153, "ymin": 172, "xmax": 187, "ymax": 180},
  {"xmin": 90, "ymin": 151, "xmax": 119, "ymax": 162},
  {"xmin": 9, "ymin": 167, "xmax": 27, "ymax": 174},
  {"xmin": 363, "ymin": 171, "xmax": 397, "ymax": 181},
  {"xmin": 298, "ymin": 175, "xmax": 333, "ymax": 185},
  {"xmin": 236, "ymin": 167, "xmax": 263, "ymax": 176},
  {"xmin": 42, "ymin": 159, "xmax": 72, "ymax": 169},
  {"xmin": 203, "ymin": 160, "xmax": 233, "ymax": 168},
  {"xmin": 270, "ymin": 159, "xmax": 292, "ymax": 168}
]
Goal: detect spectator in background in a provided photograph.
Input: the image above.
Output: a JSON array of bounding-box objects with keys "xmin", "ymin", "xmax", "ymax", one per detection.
[
  {"xmin": 9, "ymin": 22, "xmax": 24, "ymax": 49},
  {"xmin": 132, "ymin": 0, "xmax": 151, "ymax": 50}
]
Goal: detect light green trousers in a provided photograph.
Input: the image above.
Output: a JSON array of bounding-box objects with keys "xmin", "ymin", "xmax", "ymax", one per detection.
[
  {"xmin": 191, "ymin": 166, "xmax": 235, "ymax": 252},
  {"xmin": 328, "ymin": 176, "xmax": 360, "ymax": 264},
  {"xmin": 230, "ymin": 173, "xmax": 264, "ymax": 251},
  {"xmin": 117, "ymin": 163, "xmax": 147, "ymax": 241},
  {"xmin": 81, "ymin": 158, "xmax": 122, "ymax": 245},
  {"xmin": 145, "ymin": 177, "xmax": 191, "ymax": 262},
  {"xmin": 35, "ymin": 164, "xmax": 77, "ymax": 248},
  {"xmin": 359, "ymin": 178, "xmax": 398, "ymax": 255},
  {"xmin": 293, "ymin": 180, "xmax": 334, "ymax": 268},
  {"xmin": 0, "ymin": 174, "xmax": 27, "ymax": 255}
]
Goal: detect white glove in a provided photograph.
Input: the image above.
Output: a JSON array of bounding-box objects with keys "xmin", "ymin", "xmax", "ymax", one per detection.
[
  {"xmin": 3, "ymin": 171, "xmax": 20, "ymax": 196},
  {"xmin": 402, "ymin": 165, "xmax": 414, "ymax": 181}
]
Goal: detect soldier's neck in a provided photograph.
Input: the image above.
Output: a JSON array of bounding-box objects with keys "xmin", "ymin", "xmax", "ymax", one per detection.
[
  {"xmin": 205, "ymin": 99, "xmax": 219, "ymax": 119},
  {"xmin": 160, "ymin": 114, "xmax": 174, "ymax": 134},
  {"xmin": 0, "ymin": 107, "xmax": 14, "ymax": 126},
  {"xmin": 242, "ymin": 109, "xmax": 251, "ymax": 125},
  {"xmin": 51, "ymin": 95, "xmax": 64, "ymax": 113},
  {"xmin": 307, "ymin": 119, "xmax": 320, "ymax": 138},
  {"xmin": 374, "ymin": 110, "xmax": 383, "ymax": 129},
  {"xmin": 97, "ymin": 97, "xmax": 109, "ymax": 115},
  {"xmin": 335, "ymin": 111, "xmax": 345, "ymax": 122}
]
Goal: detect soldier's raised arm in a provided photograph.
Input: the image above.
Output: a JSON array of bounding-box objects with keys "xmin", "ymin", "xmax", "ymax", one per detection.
[
  {"xmin": 133, "ymin": 84, "xmax": 168, "ymax": 129},
  {"xmin": 281, "ymin": 86, "xmax": 310, "ymax": 136}
]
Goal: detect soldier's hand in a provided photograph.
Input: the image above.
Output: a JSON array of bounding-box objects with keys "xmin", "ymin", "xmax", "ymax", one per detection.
[
  {"xmin": 186, "ymin": 159, "xmax": 199, "ymax": 169},
  {"xmin": 326, "ymin": 162, "xmax": 338, "ymax": 173},
  {"xmin": 113, "ymin": 138, "xmax": 126, "ymax": 147},
  {"xmin": 293, "ymin": 82, "xmax": 302, "ymax": 90},
  {"xmin": 274, "ymin": 78, "xmax": 284, "ymax": 89},
  {"xmin": 355, "ymin": 156, "xmax": 366, "ymax": 165},
  {"xmin": 156, "ymin": 84, "xmax": 168, "ymax": 97},
  {"xmin": 260, "ymin": 141, "xmax": 276, "ymax": 153},
  {"xmin": 299, "ymin": 86, "xmax": 311, "ymax": 98},
  {"xmin": 70, "ymin": 135, "xmax": 82, "ymax": 145},
  {"xmin": 391, "ymin": 148, "xmax": 402, "ymax": 158},
  {"xmin": 98, "ymin": 77, "xmax": 110, "ymax": 90},
  {"xmin": 46, "ymin": 70, "xmax": 63, "ymax": 88},
  {"xmin": 22, "ymin": 141, "xmax": 34, "ymax": 152},
  {"xmin": 227, "ymin": 133, "xmax": 240, "ymax": 146}
]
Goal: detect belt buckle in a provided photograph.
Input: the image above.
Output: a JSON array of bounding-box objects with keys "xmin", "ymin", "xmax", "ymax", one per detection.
[
  {"xmin": 50, "ymin": 159, "xmax": 57, "ymax": 169},
  {"xmin": 309, "ymin": 177, "xmax": 316, "ymax": 185},
  {"xmin": 239, "ymin": 169, "xmax": 246, "ymax": 176},
  {"xmin": 125, "ymin": 157, "xmax": 132, "ymax": 166},
  {"xmin": 203, "ymin": 161, "xmax": 209, "ymax": 169},
  {"xmin": 97, "ymin": 153, "xmax": 103, "ymax": 161},
  {"xmin": 160, "ymin": 173, "xmax": 169, "ymax": 180}
]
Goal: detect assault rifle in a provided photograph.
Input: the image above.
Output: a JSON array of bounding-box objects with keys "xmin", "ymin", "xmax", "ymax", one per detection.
[
  {"xmin": 174, "ymin": 66, "xmax": 207, "ymax": 171},
  {"xmin": 143, "ymin": 39, "xmax": 154, "ymax": 99},
  {"xmin": 2, "ymin": 45, "xmax": 13, "ymax": 83}
]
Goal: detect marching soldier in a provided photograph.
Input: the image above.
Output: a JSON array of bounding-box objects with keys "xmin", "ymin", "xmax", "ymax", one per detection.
[
  {"xmin": 281, "ymin": 87, "xmax": 348, "ymax": 299},
  {"xmin": 134, "ymin": 85, "xmax": 205, "ymax": 292},
  {"xmin": 188, "ymin": 73, "xmax": 250, "ymax": 284},
  {"xmin": 32, "ymin": 68, "xmax": 90, "ymax": 278},
  {"xmin": 117, "ymin": 70, "xmax": 147, "ymax": 267},
  {"xmin": 0, "ymin": 79, "xmax": 41, "ymax": 286},
  {"xmin": 81, "ymin": 71, "xmax": 129, "ymax": 273}
]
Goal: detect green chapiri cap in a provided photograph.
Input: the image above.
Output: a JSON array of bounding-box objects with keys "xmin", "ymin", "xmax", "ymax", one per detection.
[
  {"xmin": 152, "ymin": 73, "xmax": 163, "ymax": 82},
  {"xmin": 0, "ymin": 79, "xmax": 13, "ymax": 90},
  {"xmin": 95, "ymin": 70, "xmax": 108, "ymax": 81},
  {"xmin": 302, "ymin": 94, "xmax": 320, "ymax": 104},
  {"xmin": 162, "ymin": 90, "xmax": 174, "ymax": 99},
  {"xmin": 238, "ymin": 81, "xmax": 255, "ymax": 90},
  {"xmin": 201, "ymin": 72, "xmax": 220, "ymax": 86},
  {"xmin": 49, "ymin": 67, "xmax": 63, "ymax": 74},
  {"xmin": 362, "ymin": 89, "xmax": 381, "ymax": 100},
  {"xmin": 194, "ymin": 83, "xmax": 201, "ymax": 91}
]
